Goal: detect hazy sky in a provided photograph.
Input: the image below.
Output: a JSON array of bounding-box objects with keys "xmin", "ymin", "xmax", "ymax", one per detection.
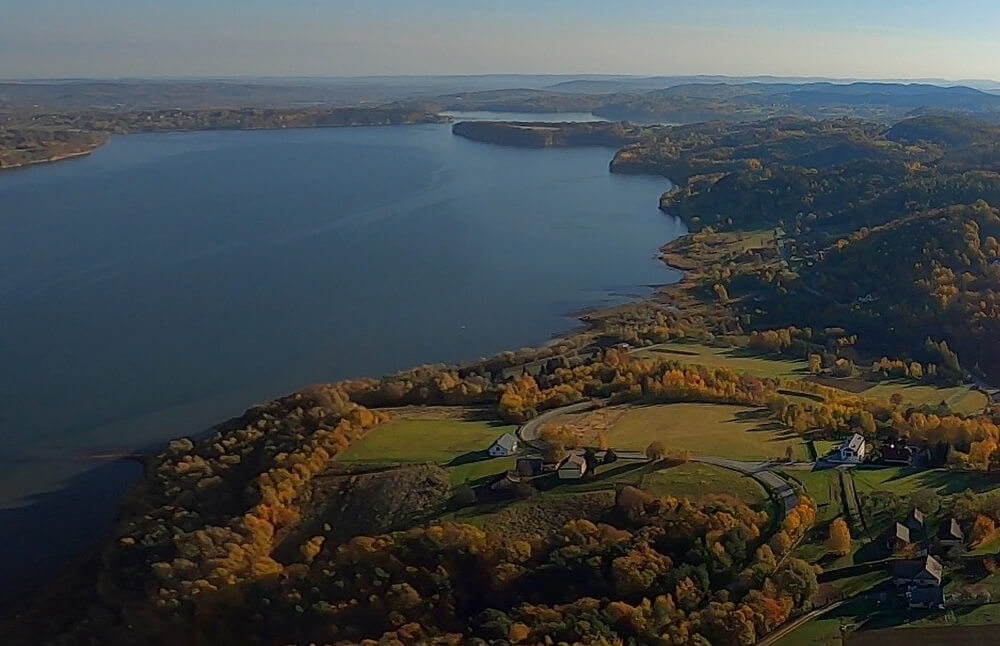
[{"xmin": 3, "ymin": 0, "xmax": 1000, "ymax": 80}]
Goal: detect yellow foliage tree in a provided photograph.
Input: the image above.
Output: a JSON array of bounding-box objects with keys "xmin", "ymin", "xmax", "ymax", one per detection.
[{"xmin": 827, "ymin": 518, "xmax": 851, "ymax": 556}]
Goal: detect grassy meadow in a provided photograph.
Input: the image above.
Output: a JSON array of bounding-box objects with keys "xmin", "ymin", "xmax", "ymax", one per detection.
[{"xmin": 607, "ymin": 402, "xmax": 810, "ymax": 461}]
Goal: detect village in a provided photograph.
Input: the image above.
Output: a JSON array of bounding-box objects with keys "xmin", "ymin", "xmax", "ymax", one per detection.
[{"xmin": 472, "ymin": 411, "xmax": 995, "ymax": 629}]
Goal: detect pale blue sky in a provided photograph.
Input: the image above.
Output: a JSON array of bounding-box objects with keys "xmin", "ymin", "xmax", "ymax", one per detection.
[{"xmin": 2, "ymin": 0, "xmax": 999, "ymax": 80}]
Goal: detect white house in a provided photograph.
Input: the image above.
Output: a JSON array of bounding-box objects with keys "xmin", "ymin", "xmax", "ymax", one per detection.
[
  {"xmin": 488, "ymin": 433, "xmax": 519, "ymax": 457},
  {"xmin": 558, "ymin": 454, "xmax": 588, "ymax": 480},
  {"xmin": 838, "ymin": 433, "xmax": 867, "ymax": 463}
]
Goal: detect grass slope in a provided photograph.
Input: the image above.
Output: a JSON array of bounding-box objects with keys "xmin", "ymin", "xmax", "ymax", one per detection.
[{"xmin": 641, "ymin": 463, "xmax": 769, "ymax": 504}]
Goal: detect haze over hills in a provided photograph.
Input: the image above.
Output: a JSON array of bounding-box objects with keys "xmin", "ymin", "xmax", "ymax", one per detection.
[{"xmin": 3, "ymin": 75, "xmax": 1000, "ymax": 112}]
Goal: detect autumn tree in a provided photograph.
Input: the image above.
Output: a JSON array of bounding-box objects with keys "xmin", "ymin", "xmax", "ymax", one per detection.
[
  {"xmin": 827, "ymin": 518, "xmax": 851, "ymax": 556},
  {"xmin": 646, "ymin": 441, "xmax": 667, "ymax": 461},
  {"xmin": 808, "ymin": 354, "xmax": 822, "ymax": 374},
  {"xmin": 971, "ymin": 514, "xmax": 997, "ymax": 547}
]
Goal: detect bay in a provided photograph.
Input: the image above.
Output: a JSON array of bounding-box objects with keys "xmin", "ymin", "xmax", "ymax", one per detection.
[{"xmin": 0, "ymin": 118, "xmax": 683, "ymax": 586}]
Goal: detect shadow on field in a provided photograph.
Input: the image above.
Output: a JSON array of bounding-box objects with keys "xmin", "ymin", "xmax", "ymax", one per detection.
[{"xmin": 446, "ymin": 450, "xmax": 492, "ymax": 467}]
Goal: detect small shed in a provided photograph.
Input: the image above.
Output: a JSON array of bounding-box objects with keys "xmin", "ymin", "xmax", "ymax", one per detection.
[
  {"xmin": 558, "ymin": 454, "xmax": 588, "ymax": 480},
  {"xmin": 515, "ymin": 456, "xmax": 545, "ymax": 477},
  {"xmin": 489, "ymin": 433, "xmax": 519, "ymax": 457}
]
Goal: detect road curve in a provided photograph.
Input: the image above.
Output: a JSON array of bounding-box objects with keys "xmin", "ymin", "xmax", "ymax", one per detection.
[{"xmin": 518, "ymin": 400, "xmax": 601, "ymax": 448}]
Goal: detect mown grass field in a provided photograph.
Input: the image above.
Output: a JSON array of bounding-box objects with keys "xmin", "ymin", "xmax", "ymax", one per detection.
[
  {"xmin": 607, "ymin": 403, "xmax": 810, "ymax": 461},
  {"xmin": 632, "ymin": 342, "xmax": 808, "ymax": 380},
  {"xmin": 641, "ymin": 463, "xmax": 768, "ymax": 504}
]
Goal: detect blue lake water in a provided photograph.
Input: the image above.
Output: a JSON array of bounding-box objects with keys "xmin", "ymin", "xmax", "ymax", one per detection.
[{"xmin": 0, "ymin": 117, "xmax": 682, "ymax": 548}]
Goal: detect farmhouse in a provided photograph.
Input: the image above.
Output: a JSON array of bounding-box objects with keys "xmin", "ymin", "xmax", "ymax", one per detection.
[
  {"xmin": 488, "ymin": 433, "xmax": 519, "ymax": 457},
  {"xmin": 891, "ymin": 555, "xmax": 943, "ymax": 587},
  {"xmin": 838, "ymin": 433, "xmax": 867, "ymax": 463},
  {"xmin": 558, "ymin": 454, "xmax": 588, "ymax": 480}
]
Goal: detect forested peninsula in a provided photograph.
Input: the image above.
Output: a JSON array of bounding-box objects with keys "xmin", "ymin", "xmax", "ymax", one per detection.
[
  {"xmin": 0, "ymin": 106, "xmax": 446, "ymax": 170},
  {"xmin": 10, "ymin": 112, "xmax": 1000, "ymax": 646},
  {"xmin": 451, "ymin": 120, "xmax": 652, "ymax": 148}
]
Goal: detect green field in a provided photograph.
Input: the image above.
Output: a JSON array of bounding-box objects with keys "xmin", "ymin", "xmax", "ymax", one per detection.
[
  {"xmin": 607, "ymin": 403, "xmax": 810, "ymax": 461},
  {"xmin": 641, "ymin": 463, "xmax": 768, "ymax": 504},
  {"xmin": 337, "ymin": 418, "xmax": 518, "ymax": 486},
  {"xmin": 864, "ymin": 381, "xmax": 988, "ymax": 416},
  {"xmin": 632, "ymin": 342, "xmax": 808, "ymax": 380}
]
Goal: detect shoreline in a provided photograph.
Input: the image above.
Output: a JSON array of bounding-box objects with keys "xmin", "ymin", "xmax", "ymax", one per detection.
[{"xmin": 0, "ymin": 145, "xmax": 104, "ymax": 172}]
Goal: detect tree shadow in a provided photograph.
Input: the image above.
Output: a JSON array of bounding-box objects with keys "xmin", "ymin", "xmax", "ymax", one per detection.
[
  {"xmin": 445, "ymin": 450, "xmax": 493, "ymax": 467},
  {"xmin": 853, "ymin": 539, "xmax": 891, "ymax": 564},
  {"xmin": 733, "ymin": 408, "xmax": 772, "ymax": 422}
]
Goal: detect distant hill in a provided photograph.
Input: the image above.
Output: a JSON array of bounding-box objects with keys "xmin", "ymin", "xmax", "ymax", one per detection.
[{"xmin": 887, "ymin": 114, "xmax": 1000, "ymax": 146}]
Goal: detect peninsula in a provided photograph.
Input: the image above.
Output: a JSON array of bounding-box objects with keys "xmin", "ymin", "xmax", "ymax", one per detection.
[{"xmin": 0, "ymin": 106, "xmax": 447, "ymax": 171}]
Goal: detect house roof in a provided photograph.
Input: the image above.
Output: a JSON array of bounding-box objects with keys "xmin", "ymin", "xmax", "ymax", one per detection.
[
  {"xmin": 891, "ymin": 522, "xmax": 912, "ymax": 544},
  {"xmin": 938, "ymin": 518, "xmax": 964, "ymax": 541},
  {"xmin": 492, "ymin": 433, "xmax": 519, "ymax": 451},
  {"xmin": 909, "ymin": 508, "xmax": 926, "ymax": 526},
  {"xmin": 844, "ymin": 433, "xmax": 866, "ymax": 451},
  {"xmin": 891, "ymin": 556, "xmax": 943, "ymax": 584}
]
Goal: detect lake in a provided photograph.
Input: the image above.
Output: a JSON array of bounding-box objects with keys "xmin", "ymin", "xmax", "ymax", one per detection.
[{"xmin": 0, "ymin": 114, "xmax": 683, "ymax": 586}]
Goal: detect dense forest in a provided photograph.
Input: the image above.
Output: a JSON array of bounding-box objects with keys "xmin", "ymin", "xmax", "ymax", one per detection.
[{"xmin": 620, "ymin": 114, "xmax": 1000, "ymax": 383}]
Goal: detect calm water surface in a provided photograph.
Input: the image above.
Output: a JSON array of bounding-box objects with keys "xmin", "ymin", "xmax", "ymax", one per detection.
[{"xmin": 0, "ymin": 118, "xmax": 682, "ymax": 520}]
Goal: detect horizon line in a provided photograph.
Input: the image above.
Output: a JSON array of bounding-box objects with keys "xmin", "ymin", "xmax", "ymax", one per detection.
[{"xmin": 2, "ymin": 73, "xmax": 999, "ymax": 85}]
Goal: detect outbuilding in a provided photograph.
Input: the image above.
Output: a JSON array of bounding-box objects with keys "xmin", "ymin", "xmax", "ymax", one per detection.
[{"xmin": 558, "ymin": 454, "xmax": 588, "ymax": 480}]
